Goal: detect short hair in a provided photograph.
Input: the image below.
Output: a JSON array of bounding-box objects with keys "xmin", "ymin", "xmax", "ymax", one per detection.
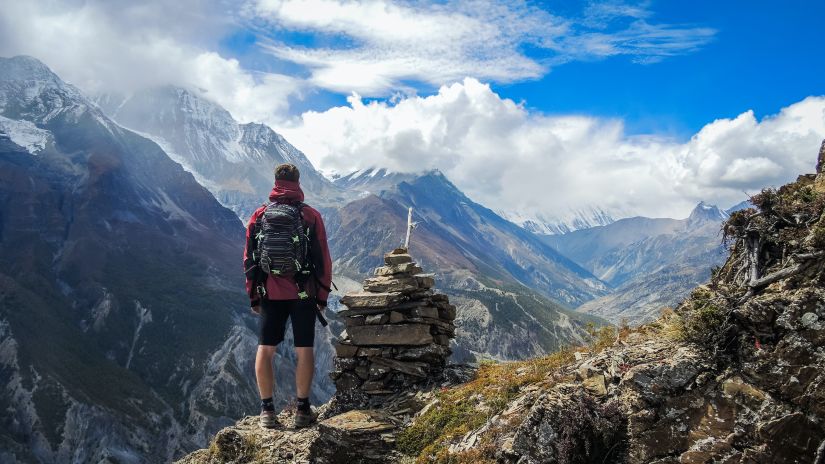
[{"xmin": 274, "ymin": 163, "xmax": 300, "ymax": 182}]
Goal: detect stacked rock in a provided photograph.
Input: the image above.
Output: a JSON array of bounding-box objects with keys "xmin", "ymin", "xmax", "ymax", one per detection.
[{"xmin": 330, "ymin": 248, "xmax": 457, "ymax": 395}]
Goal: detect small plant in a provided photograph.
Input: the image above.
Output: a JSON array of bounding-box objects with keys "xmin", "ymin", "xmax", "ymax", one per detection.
[
  {"xmin": 585, "ymin": 322, "xmax": 617, "ymax": 351},
  {"xmin": 676, "ymin": 287, "xmax": 730, "ymax": 348}
]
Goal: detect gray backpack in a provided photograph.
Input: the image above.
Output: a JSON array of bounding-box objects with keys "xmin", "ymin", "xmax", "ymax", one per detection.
[{"xmin": 255, "ymin": 202, "xmax": 310, "ymax": 280}]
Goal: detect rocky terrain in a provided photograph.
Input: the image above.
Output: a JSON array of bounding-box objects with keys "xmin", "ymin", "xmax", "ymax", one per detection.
[{"xmin": 181, "ymin": 143, "xmax": 825, "ymax": 463}]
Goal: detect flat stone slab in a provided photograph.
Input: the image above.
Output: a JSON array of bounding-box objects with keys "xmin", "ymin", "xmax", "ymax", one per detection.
[
  {"xmin": 395, "ymin": 343, "xmax": 451, "ymax": 363},
  {"xmin": 334, "ymin": 342, "xmax": 359, "ymax": 358},
  {"xmin": 363, "ymin": 276, "xmax": 420, "ymax": 293},
  {"xmin": 415, "ymin": 275, "xmax": 435, "ymax": 289},
  {"xmin": 320, "ymin": 410, "xmax": 395, "ymax": 436},
  {"xmin": 347, "ymin": 324, "xmax": 434, "ymax": 346},
  {"xmin": 370, "ymin": 357, "xmax": 429, "ymax": 378},
  {"xmin": 340, "ymin": 292, "xmax": 404, "ymax": 308},
  {"xmin": 374, "ymin": 262, "xmax": 423, "ymax": 276},
  {"xmin": 384, "ymin": 253, "xmax": 413, "ymax": 265}
]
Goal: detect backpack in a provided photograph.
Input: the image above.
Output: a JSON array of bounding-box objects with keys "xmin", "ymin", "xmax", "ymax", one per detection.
[{"xmin": 255, "ymin": 202, "xmax": 311, "ymax": 285}]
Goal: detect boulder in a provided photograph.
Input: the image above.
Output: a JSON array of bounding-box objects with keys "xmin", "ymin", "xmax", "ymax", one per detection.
[
  {"xmin": 438, "ymin": 305, "xmax": 457, "ymax": 321},
  {"xmin": 415, "ymin": 274, "xmax": 435, "ymax": 289},
  {"xmin": 314, "ymin": 410, "xmax": 397, "ymax": 464},
  {"xmin": 333, "ymin": 342, "xmax": 359, "ymax": 358},
  {"xmin": 334, "ymin": 371, "xmax": 362, "ymax": 391}
]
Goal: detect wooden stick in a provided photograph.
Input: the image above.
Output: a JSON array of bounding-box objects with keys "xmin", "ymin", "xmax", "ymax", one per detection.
[{"xmin": 404, "ymin": 207, "xmax": 413, "ymax": 250}]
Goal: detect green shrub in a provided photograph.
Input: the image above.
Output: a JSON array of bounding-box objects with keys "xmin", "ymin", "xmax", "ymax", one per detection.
[{"xmin": 677, "ymin": 287, "xmax": 729, "ymax": 347}]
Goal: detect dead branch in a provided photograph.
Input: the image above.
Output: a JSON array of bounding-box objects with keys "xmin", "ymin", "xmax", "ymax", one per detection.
[
  {"xmin": 795, "ymin": 250, "xmax": 825, "ymax": 260},
  {"xmin": 748, "ymin": 263, "xmax": 804, "ymax": 288}
]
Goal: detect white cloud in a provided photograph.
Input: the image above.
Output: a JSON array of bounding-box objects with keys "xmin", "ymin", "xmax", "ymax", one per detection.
[
  {"xmin": 0, "ymin": 0, "xmax": 301, "ymax": 125},
  {"xmin": 252, "ymin": 0, "xmax": 716, "ymax": 95},
  {"xmin": 280, "ymin": 79, "xmax": 825, "ymax": 219}
]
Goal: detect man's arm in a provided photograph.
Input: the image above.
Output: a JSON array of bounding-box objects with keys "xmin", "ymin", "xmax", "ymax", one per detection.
[
  {"xmin": 311, "ymin": 210, "xmax": 333, "ymax": 307},
  {"xmin": 243, "ymin": 208, "xmax": 264, "ymax": 308}
]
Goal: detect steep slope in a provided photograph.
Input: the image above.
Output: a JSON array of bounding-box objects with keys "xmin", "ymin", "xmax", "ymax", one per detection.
[
  {"xmin": 547, "ymin": 202, "xmax": 732, "ymax": 324},
  {"xmin": 328, "ymin": 171, "xmax": 608, "ymax": 360},
  {"xmin": 97, "ymin": 86, "xmax": 347, "ymax": 220},
  {"xmin": 414, "ymin": 153, "xmax": 825, "ymax": 463},
  {"xmin": 0, "ymin": 56, "xmax": 311, "ymax": 463}
]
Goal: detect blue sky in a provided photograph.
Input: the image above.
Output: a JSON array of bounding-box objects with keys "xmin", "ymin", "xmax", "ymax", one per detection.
[
  {"xmin": 219, "ymin": 0, "xmax": 825, "ymax": 138},
  {"xmin": 502, "ymin": 1, "xmax": 825, "ymax": 136},
  {"xmin": 3, "ymin": 0, "xmax": 824, "ymax": 220}
]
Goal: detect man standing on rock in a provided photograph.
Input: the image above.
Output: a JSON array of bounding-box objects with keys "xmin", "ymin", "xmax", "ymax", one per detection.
[{"xmin": 243, "ymin": 163, "xmax": 333, "ymax": 428}]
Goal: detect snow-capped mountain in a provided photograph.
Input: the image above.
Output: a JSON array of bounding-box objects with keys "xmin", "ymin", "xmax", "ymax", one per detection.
[
  {"xmin": 0, "ymin": 56, "xmax": 335, "ymax": 464},
  {"xmin": 333, "ymin": 167, "xmax": 422, "ymax": 194},
  {"xmin": 501, "ymin": 206, "xmax": 619, "ymax": 235},
  {"xmin": 96, "ymin": 86, "xmax": 347, "ymax": 220}
]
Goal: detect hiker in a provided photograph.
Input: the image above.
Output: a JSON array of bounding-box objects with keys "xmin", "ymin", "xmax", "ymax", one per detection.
[{"xmin": 243, "ymin": 163, "xmax": 333, "ymax": 429}]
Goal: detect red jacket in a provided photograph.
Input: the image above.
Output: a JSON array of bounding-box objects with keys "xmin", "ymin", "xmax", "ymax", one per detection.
[{"xmin": 243, "ymin": 180, "xmax": 332, "ymax": 307}]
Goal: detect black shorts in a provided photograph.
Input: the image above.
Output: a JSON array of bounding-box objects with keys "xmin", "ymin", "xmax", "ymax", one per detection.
[{"xmin": 259, "ymin": 299, "xmax": 316, "ymax": 347}]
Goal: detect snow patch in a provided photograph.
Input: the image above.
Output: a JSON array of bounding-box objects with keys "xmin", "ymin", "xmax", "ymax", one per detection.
[
  {"xmin": 0, "ymin": 115, "xmax": 51, "ymax": 154},
  {"xmin": 125, "ymin": 301, "xmax": 152, "ymax": 370}
]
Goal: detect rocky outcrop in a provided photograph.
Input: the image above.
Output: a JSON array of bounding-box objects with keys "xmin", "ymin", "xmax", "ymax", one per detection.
[
  {"xmin": 423, "ymin": 145, "xmax": 825, "ymax": 463},
  {"xmin": 816, "ymin": 139, "xmax": 825, "ymax": 193},
  {"xmin": 330, "ymin": 248, "xmax": 456, "ymax": 398}
]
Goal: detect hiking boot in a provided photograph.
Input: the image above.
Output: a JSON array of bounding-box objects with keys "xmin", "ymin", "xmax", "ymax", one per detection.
[
  {"xmin": 294, "ymin": 408, "xmax": 317, "ymax": 428},
  {"xmin": 260, "ymin": 410, "xmax": 279, "ymax": 429}
]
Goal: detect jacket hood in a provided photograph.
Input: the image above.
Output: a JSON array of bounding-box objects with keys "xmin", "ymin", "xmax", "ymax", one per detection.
[{"xmin": 269, "ymin": 179, "xmax": 305, "ymax": 203}]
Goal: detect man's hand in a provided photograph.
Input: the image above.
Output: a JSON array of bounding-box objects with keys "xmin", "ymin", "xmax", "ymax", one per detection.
[
  {"xmin": 316, "ymin": 303, "xmax": 325, "ymax": 312},
  {"xmin": 251, "ymin": 305, "xmax": 261, "ymax": 315}
]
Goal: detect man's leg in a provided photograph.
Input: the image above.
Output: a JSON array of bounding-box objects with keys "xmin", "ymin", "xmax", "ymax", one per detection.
[
  {"xmin": 256, "ymin": 345, "xmax": 277, "ymax": 399},
  {"xmin": 292, "ymin": 300, "xmax": 317, "ymax": 427},
  {"xmin": 295, "ymin": 347, "xmax": 314, "ymax": 398},
  {"xmin": 256, "ymin": 300, "xmax": 288, "ymax": 428}
]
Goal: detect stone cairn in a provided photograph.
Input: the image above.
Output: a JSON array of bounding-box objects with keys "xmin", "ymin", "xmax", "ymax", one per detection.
[{"xmin": 330, "ymin": 248, "xmax": 457, "ymax": 396}]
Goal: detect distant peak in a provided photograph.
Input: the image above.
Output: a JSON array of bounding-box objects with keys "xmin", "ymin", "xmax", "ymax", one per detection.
[
  {"xmin": 688, "ymin": 201, "xmax": 727, "ymax": 223},
  {"xmin": 0, "ymin": 55, "xmax": 60, "ymax": 82}
]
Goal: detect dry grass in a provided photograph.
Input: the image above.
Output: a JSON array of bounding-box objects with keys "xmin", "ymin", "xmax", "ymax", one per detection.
[{"xmin": 396, "ymin": 349, "xmax": 577, "ymax": 462}]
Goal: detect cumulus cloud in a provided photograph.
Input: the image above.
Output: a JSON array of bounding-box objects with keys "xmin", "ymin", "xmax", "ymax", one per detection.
[
  {"xmin": 252, "ymin": 0, "xmax": 716, "ymax": 95},
  {"xmin": 0, "ymin": 0, "xmax": 301, "ymax": 124},
  {"xmin": 280, "ymin": 79, "xmax": 825, "ymax": 219}
]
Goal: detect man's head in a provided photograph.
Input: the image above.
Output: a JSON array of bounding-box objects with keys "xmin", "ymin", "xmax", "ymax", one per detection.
[{"xmin": 275, "ymin": 163, "xmax": 300, "ymax": 182}]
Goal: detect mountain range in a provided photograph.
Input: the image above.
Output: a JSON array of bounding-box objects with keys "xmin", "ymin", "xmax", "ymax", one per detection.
[
  {"xmin": 95, "ymin": 87, "xmax": 348, "ymax": 220},
  {"xmin": 546, "ymin": 201, "xmax": 748, "ymax": 323},
  {"xmin": 93, "ymin": 85, "xmax": 611, "ymax": 362},
  {"xmin": 0, "ymin": 56, "xmax": 609, "ymax": 462},
  {"xmin": 0, "ymin": 55, "xmax": 744, "ymax": 463},
  {"xmin": 0, "ymin": 55, "xmax": 260, "ymax": 463}
]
